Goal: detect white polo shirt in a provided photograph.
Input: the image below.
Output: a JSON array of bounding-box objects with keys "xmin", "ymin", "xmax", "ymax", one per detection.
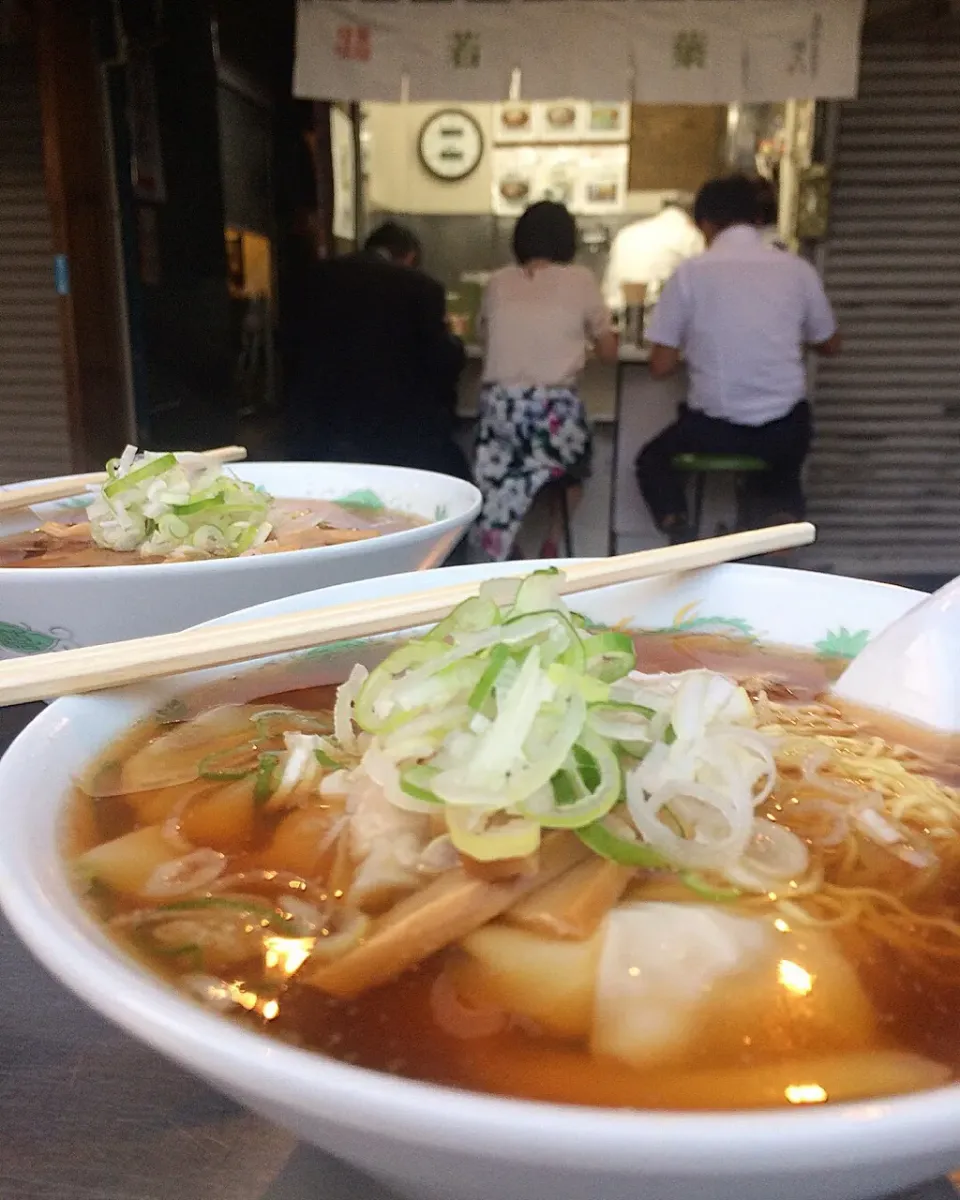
[{"xmin": 646, "ymin": 225, "xmax": 837, "ymax": 427}]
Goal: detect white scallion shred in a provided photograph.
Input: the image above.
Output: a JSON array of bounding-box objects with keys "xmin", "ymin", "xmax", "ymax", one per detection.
[
  {"xmin": 86, "ymin": 445, "xmax": 273, "ymax": 558},
  {"xmin": 318, "ymin": 570, "xmax": 804, "ymax": 877}
]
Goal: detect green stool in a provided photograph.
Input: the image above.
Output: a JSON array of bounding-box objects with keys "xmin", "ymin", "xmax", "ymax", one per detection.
[{"xmin": 671, "ymin": 453, "xmax": 769, "ymax": 538}]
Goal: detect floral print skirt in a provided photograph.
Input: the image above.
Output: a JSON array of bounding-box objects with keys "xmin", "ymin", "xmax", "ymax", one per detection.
[{"xmin": 471, "ymin": 384, "xmax": 592, "ymax": 561}]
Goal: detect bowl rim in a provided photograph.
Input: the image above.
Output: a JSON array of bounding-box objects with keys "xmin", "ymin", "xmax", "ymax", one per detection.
[
  {"xmin": 3, "ymin": 561, "xmax": 960, "ymax": 1172},
  {"xmin": 0, "ymin": 461, "xmax": 481, "ymax": 582}
]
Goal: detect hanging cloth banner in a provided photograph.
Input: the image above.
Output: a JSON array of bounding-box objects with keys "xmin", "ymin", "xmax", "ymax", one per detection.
[
  {"xmin": 294, "ymin": 0, "xmax": 411, "ymax": 102},
  {"xmin": 739, "ymin": 0, "xmax": 869, "ymax": 101},
  {"xmin": 293, "ymin": 0, "xmax": 866, "ymax": 105},
  {"xmin": 514, "ymin": 2, "xmax": 635, "ymax": 103},
  {"xmin": 402, "ymin": 3, "xmax": 518, "ymax": 103},
  {"xmin": 630, "ymin": 0, "xmax": 745, "ymax": 105}
]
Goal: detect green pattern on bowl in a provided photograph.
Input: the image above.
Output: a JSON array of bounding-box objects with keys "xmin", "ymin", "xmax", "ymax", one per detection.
[
  {"xmin": 815, "ymin": 627, "xmax": 871, "ymax": 659},
  {"xmin": 0, "ymin": 621, "xmax": 74, "ymax": 656},
  {"xmin": 298, "ymin": 637, "xmax": 373, "ymax": 662},
  {"xmin": 647, "ymin": 601, "xmax": 759, "ymax": 641},
  {"xmin": 335, "ymin": 489, "xmax": 384, "ymax": 511},
  {"xmin": 643, "ymin": 602, "xmax": 871, "ymax": 663}
]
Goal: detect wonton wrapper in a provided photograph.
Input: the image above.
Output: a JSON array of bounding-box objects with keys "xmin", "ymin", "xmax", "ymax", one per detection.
[
  {"xmin": 596, "ymin": 903, "xmax": 877, "ymax": 1070},
  {"xmin": 452, "ymin": 902, "xmax": 876, "ymax": 1073}
]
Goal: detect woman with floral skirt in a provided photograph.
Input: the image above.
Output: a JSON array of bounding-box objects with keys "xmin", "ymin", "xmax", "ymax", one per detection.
[{"xmin": 472, "ymin": 201, "xmax": 618, "ymax": 561}]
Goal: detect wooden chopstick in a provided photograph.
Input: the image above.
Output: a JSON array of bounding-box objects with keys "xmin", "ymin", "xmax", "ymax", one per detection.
[
  {"xmin": 0, "ymin": 446, "xmax": 248, "ymax": 516},
  {"xmin": 0, "ymin": 522, "xmax": 815, "ymax": 707}
]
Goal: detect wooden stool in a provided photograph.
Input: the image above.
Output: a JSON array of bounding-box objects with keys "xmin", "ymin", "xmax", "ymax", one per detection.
[
  {"xmin": 559, "ymin": 483, "xmax": 574, "ymax": 556},
  {"xmin": 671, "ymin": 452, "xmax": 769, "ymax": 538}
]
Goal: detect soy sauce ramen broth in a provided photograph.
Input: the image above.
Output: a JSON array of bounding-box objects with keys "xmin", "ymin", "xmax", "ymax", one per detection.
[
  {"xmin": 0, "ymin": 497, "xmax": 423, "ymax": 568},
  {"xmin": 64, "ymin": 630, "xmax": 960, "ymax": 1111}
]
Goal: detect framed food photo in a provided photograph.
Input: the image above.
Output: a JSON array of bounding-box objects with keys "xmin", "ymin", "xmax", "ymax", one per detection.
[
  {"xmin": 534, "ymin": 100, "xmax": 586, "ymax": 143},
  {"xmin": 533, "ymin": 147, "xmax": 581, "ymax": 208},
  {"xmin": 417, "ymin": 109, "xmax": 485, "ymax": 182},
  {"xmin": 577, "ymin": 145, "xmax": 629, "ymax": 216},
  {"xmin": 585, "ymin": 102, "xmax": 631, "ymax": 142},
  {"xmin": 491, "ymin": 146, "xmax": 539, "ymax": 217},
  {"xmin": 493, "ymin": 101, "xmax": 535, "ymax": 144}
]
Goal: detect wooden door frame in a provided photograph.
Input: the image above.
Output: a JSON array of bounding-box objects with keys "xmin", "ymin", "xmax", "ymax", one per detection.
[{"xmin": 35, "ymin": 0, "xmax": 132, "ymax": 470}]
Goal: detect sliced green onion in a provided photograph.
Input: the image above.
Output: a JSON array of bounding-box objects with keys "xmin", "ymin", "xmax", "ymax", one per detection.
[
  {"xmin": 446, "ymin": 808, "xmax": 540, "ymax": 862},
  {"xmin": 510, "ymin": 569, "xmax": 563, "ymax": 618},
  {"xmin": 468, "ymin": 644, "xmax": 510, "ymax": 711},
  {"xmin": 521, "ymin": 732, "xmax": 621, "ymax": 830},
  {"xmin": 680, "ymin": 871, "xmax": 742, "ymax": 902},
  {"xmin": 582, "ymin": 631, "xmax": 636, "ymax": 682},
  {"xmin": 502, "ymin": 608, "xmax": 584, "ymax": 670},
  {"xmin": 587, "ymin": 700, "xmax": 655, "ymax": 745},
  {"xmin": 354, "ymin": 640, "xmax": 448, "ymax": 732},
  {"xmin": 572, "ymin": 741, "xmax": 602, "ymax": 791},
  {"xmin": 157, "ymin": 514, "xmax": 189, "ymax": 541},
  {"xmin": 576, "ymin": 818, "xmax": 666, "ymax": 867},
  {"xmin": 547, "ymin": 662, "xmax": 609, "ymax": 703},
  {"xmin": 477, "ymin": 576, "xmax": 522, "ymax": 609},
  {"xmin": 313, "ymin": 746, "xmax": 340, "ymax": 769},
  {"xmin": 324, "ymin": 568, "xmax": 774, "ymax": 872},
  {"xmin": 198, "ymin": 744, "xmax": 257, "ymax": 780},
  {"xmin": 253, "ymin": 708, "xmax": 332, "ymax": 740},
  {"xmin": 381, "ymin": 659, "xmax": 486, "ymax": 730},
  {"xmin": 157, "ymin": 896, "xmax": 279, "ymax": 919},
  {"xmin": 145, "ymin": 939, "xmax": 204, "ymax": 970},
  {"xmin": 173, "ymin": 493, "xmax": 226, "ymax": 515},
  {"xmin": 550, "ymin": 769, "xmax": 580, "ymax": 808},
  {"xmin": 427, "ymin": 595, "xmax": 501, "ymax": 643},
  {"xmin": 232, "ymin": 522, "xmax": 261, "ymax": 554},
  {"xmin": 619, "ymin": 740, "xmax": 653, "ymax": 762},
  {"xmin": 400, "ymin": 764, "xmax": 443, "ymax": 805},
  {"xmin": 501, "ymin": 682, "xmax": 586, "ymax": 808},
  {"xmin": 103, "ymin": 452, "xmax": 177, "ymax": 498},
  {"xmin": 253, "ymin": 753, "xmax": 279, "ymax": 805},
  {"xmin": 89, "ymin": 447, "xmax": 273, "ymax": 558}
]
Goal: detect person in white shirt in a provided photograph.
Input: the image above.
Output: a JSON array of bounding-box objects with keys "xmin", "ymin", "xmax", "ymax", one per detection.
[
  {"xmin": 473, "ymin": 201, "xmax": 617, "ymax": 561},
  {"xmin": 602, "ymin": 199, "xmax": 704, "ymax": 313},
  {"xmin": 637, "ymin": 175, "xmax": 841, "ymax": 543}
]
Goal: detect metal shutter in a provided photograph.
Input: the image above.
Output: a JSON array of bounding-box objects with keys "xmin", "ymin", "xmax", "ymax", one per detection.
[
  {"xmin": 806, "ymin": 42, "xmax": 960, "ymax": 577},
  {"xmin": 0, "ymin": 42, "xmax": 72, "ymax": 483}
]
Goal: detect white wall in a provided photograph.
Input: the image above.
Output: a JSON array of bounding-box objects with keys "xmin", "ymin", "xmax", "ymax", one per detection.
[
  {"xmin": 365, "ymin": 101, "xmax": 674, "ymax": 218},
  {"xmin": 366, "ymin": 102, "xmax": 495, "ymax": 216}
]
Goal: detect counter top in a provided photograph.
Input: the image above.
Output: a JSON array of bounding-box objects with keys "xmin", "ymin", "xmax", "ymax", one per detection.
[
  {"xmin": 462, "ymin": 344, "xmax": 650, "ymax": 364},
  {"xmin": 617, "ymin": 344, "xmax": 651, "ymax": 363},
  {"xmin": 0, "ymin": 700, "xmax": 956, "ymax": 1200}
]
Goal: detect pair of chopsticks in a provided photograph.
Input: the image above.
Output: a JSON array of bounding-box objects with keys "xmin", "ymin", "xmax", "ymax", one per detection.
[
  {"xmin": 0, "ymin": 522, "xmax": 815, "ymax": 707},
  {"xmin": 0, "ymin": 446, "xmax": 248, "ymax": 516}
]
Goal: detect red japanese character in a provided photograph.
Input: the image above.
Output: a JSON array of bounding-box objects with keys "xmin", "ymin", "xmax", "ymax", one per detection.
[{"xmin": 334, "ymin": 24, "xmax": 372, "ymax": 62}]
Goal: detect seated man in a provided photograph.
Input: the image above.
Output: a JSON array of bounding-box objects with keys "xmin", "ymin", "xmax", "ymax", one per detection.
[
  {"xmin": 635, "ymin": 175, "xmax": 841, "ymax": 543},
  {"xmin": 284, "ymin": 221, "xmax": 470, "ymax": 479}
]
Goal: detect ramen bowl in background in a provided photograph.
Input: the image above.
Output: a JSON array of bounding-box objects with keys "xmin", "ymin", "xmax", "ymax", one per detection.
[
  {"xmin": 1, "ymin": 560, "xmax": 959, "ymax": 1200},
  {"xmin": 0, "ymin": 461, "xmax": 479, "ymax": 657}
]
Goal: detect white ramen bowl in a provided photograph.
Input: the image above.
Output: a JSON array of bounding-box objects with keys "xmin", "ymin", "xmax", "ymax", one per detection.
[
  {"xmin": 0, "ymin": 461, "xmax": 479, "ymax": 658},
  {"xmin": 1, "ymin": 562, "xmax": 958, "ymax": 1200}
]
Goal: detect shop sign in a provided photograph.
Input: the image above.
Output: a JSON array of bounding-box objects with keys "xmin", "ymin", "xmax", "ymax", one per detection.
[{"xmin": 294, "ymin": 0, "xmax": 866, "ymax": 104}]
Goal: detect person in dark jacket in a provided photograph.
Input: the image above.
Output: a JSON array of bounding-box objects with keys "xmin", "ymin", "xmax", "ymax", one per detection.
[{"xmin": 284, "ymin": 222, "xmax": 470, "ymax": 478}]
